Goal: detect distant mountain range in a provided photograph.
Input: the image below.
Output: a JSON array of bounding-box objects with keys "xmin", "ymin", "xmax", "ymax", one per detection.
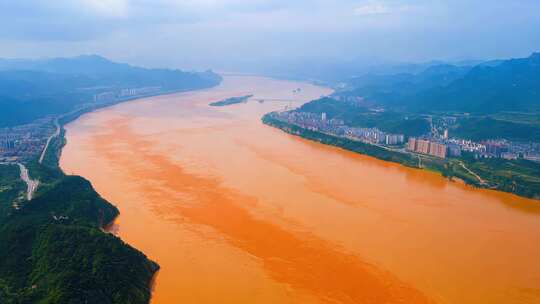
[
  {"xmin": 0, "ymin": 55, "xmax": 222, "ymax": 127},
  {"xmin": 340, "ymin": 53, "xmax": 540, "ymax": 114}
]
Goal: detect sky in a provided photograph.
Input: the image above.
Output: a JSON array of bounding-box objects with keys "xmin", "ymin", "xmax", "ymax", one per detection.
[{"xmin": 0, "ymin": 0, "xmax": 539, "ymax": 71}]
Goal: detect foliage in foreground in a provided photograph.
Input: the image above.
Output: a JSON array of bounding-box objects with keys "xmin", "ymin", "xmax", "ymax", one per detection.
[
  {"xmin": 0, "ymin": 165, "xmax": 26, "ymax": 221},
  {"xmin": 0, "ymin": 166, "xmax": 159, "ymax": 304}
]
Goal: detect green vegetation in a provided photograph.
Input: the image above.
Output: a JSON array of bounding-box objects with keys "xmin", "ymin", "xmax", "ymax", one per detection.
[
  {"xmin": 0, "ymin": 126, "xmax": 159, "ymax": 303},
  {"xmin": 442, "ymin": 113, "xmax": 540, "ymax": 142},
  {"xmin": 209, "ymin": 94, "xmax": 253, "ymax": 107},
  {"xmin": 490, "ymin": 112, "xmax": 540, "ymax": 126},
  {"xmin": 0, "ymin": 55, "xmax": 222, "ymax": 127},
  {"xmin": 41, "ymin": 129, "xmax": 66, "ymax": 170},
  {"xmin": 297, "ymin": 97, "xmax": 430, "ymax": 136},
  {"xmin": 0, "ymin": 165, "xmax": 25, "ymax": 221},
  {"xmin": 0, "ymin": 56, "xmax": 226, "ymax": 302},
  {"xmin": 451, "ymin": 116, "xmax": 540, "ymax": 142},
  {"xmin": 461, "ymin": 154, "xmax": 540, "ymax": 199},
  {"xmin": 343, "ymin": 64, "xmax": 472, "ymax": 107},
  {"xmin": 263, "ymin": 114, "xmax": 540, "ymax": 199},
  {"xmin": 263, "ymin": 113, "xmax": 419, "ymax": 166},
  {"xmin": 0, "ymin": 175, "xmax": 159, "ymax": 303},
  {"xmin": 340, "ymin": 53, "xmax": 540, "ymax": 116}
]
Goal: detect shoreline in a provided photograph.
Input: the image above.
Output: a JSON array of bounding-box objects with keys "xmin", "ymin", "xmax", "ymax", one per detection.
[
  {"xmin": 12, "ymin": 83, "xmax": 223, "ymax": 303},
  {"xmin": 262, "ymin": 113, "xmax": 540, "ymax": 201},
  {"xmin": 57, "ymin": 75, "xmax": 337, "ymax": 303},
  {"xmin": 56, "ymin": 75, "xmax": 540, "ymax": 304}
]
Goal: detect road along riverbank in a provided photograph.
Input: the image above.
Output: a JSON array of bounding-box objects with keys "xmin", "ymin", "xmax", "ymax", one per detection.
[{"xmin": 61, "ymin": 75, "xmax": 540, "ymax": 304}]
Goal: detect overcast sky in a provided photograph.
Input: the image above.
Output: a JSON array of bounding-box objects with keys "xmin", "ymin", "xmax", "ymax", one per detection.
[{"xmin": 0, "ymin": 0, "xmax": 539, "ymax": 71}]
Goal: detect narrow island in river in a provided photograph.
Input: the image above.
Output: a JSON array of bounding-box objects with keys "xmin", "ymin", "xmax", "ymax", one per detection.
[
  {"xmin": 209, "ymin": 94, "xmax": 253, "ymax": 106},
  {"xmin": 61, "ymin": 75, "xmax": 540, "ymax": 304}
]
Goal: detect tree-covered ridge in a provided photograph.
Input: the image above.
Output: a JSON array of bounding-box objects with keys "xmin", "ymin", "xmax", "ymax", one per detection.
[
  {"xmin": 1, "ymin": 102, "xmax": 160, "ymax": 303},
  {"xmin": 340, "ymin": 52, "xmax": 540, "ymax": 114},
  {"xmin": 0, "ymin": 173, "xmax": 159, "ymax": 304},
  {"xmin": 0, "ymin": 165, "xmax": 26, "ymax": 221},
  {"xmin": 452, "ymin": 117, "xmax": 540, "ymax": 142},
  {"xmin": 0, "ymin": 55, "xmax": 222, "ymax": 127},
  {"xmin": 296, "ymin": 97, "xmax": 430, "ymax": 137}
]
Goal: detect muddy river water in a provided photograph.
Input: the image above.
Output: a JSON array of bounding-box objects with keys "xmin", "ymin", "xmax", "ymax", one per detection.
[{"xmin": 60, "ymin": 76, "xmax": 540, "ymax": 304}]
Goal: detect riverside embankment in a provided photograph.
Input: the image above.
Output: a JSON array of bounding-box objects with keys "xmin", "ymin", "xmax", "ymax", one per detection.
[{"xmin": 61, "ymin": 75, "xmax": 540, "ymax": 304}]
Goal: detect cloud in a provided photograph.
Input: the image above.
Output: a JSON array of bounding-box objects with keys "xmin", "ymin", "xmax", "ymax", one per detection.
[
  {"xmin": 353, "ymin": 2, "xmax": 390, "ymax": 16},
  {"xmin": 80, "ymin": 0, "xmax": 130, "ymax": 18},
  {"xmin": 0, "ymin": 0, "xmax": 539, "ymax": 69},
  {"xmin": 352, "ymin": 1, "xmax": 418, "ymax": 17}
]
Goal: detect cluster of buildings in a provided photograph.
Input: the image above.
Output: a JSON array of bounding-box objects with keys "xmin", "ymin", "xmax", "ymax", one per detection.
[
  {"xmin": 0, "ymin": 85, "xmax": 168, "ymax": 164},
  {"xmin": 93, "ymin": 91, "xmax": 116, "ymax": 103},
  {"xmin": 272, "ymin": 111, "xmax": 405, "ymax": 146},
  {"xmin": 407, "ymin": 138, "xmax": 450, "ymax": 159},
  {"xmin": 408, "ymin": 137, "xmax": 540, "ymax": 162},
  {"xmin": 480, "ymin": 140, "xmax": 540, "ymax": 161},
  {"xmin": 120, "ymin": 86, "xmax": 162, "ymax": 97},
  {"xmin": 0, "ymin": 118, "xmax": 55, "ymax": 163},
  {"xmin": 274, "ymin": 109, "xmax": 540, "ymax": 163},
  {"xmin": 94, "ymin": 86, "xmax": 162, "ymax": 103},
  {"xmin": 275, "ymin": 111, "xmax": 344, "ymax": 134},
  {"xmin": 447, "ymin": 138, "xmax": 484, "ymax": 153},
  {"xmin": 345, "ymin": 128, "xmax": 404, "ymax": 145},
  {"xmin": 386, "ymin": 134, "xmax": 406, "ymax": 145},
  {"xmin": 1, "ymin": 86, "xmax": 166, "ymax": 164}
]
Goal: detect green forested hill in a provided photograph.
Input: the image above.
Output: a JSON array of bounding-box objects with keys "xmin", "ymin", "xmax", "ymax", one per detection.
[
  {"xmin": 0, "ymin": 114, "xmax": 159, "ymax": 303},
  {"xmin": 0, "ymin": 165, "xmax": 25, "ymax": 222},
  {"xmin": 414, "ymin": 53, "xmax": 540, "ymax": 113},
  {"xmin": 0, "ymin": 55, "xmax": 222, "ymax": 127},
  {"xmin": 341, "ymin": 53, "xmax": 540, "ymax": 114},
  {"xmin": 297, "ymin": 97, "xmax": 430, "ymax": 136},
  {"xmin": 0, "ymin": 173, "xmax": 159, "ymax": 304}
]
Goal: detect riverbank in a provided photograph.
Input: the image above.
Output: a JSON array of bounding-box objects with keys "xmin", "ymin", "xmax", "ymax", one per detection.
[
  {"xmin": 1, "ymin": 149, "xmax": 160, "ymax": 303},
  {"xmin": 60, "ymin": 75, "xmax": 540, "ymax": 304},
  {"xmin": 16, "ymin": 163, "xmax": 39, "ymax": 202},
  {"xmin": 0, "ymin": 80, "xmax": 227, "ymax": 302},
  {"xmin": 262, "ymin": 113, "xmax": 540, "ymax": 200}
]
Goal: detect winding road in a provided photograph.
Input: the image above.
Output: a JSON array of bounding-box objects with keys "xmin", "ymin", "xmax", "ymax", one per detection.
[
  {"xmin": 39, "ymin": 118, "xmax": 60, "ymax": 164},
  {"xmin": 17, "ymin": 163, "xmax": 39, "ymax": 201}
]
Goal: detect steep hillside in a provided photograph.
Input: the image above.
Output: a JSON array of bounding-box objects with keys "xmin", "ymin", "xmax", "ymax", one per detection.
[
  {"xmin": 341, "ymin": 53, "xmax": 540, "ymax": 114},
  {"xmin": 416, "ymin": 53, "xmax": 540, "ymax": 113}
]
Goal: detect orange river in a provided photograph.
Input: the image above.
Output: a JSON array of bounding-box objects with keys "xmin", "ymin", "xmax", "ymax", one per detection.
[{"xmin": 60, "ymin": 75, "xmax": 540, "ymax": 304}]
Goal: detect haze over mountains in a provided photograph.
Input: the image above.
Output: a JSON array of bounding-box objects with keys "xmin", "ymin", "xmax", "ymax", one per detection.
[
  {"xmin": 340, "ymin": 52, "xmax": 540, "ymax": 114},
  {"xmin": 1, "ymin": 51, "xmax": 538, "ymax": 129},
  {"xmin": 0, "ymin": 2, "xmax": 539, "ymax": 304},
  {"xmin": 0, "ymin": 55, "xmax": 221, "ymax": 127}
]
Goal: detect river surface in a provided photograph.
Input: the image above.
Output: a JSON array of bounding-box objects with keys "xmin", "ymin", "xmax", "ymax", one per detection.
[{"xmin": 60, "ymin": 76, "xmax": 540, "ymax": 304}]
